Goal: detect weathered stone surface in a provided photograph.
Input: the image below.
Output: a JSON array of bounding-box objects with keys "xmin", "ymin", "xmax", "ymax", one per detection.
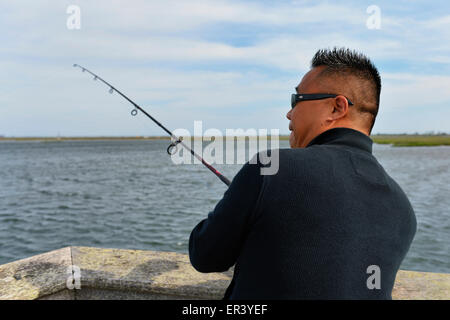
[
  {"xmin": 68, "ymin": 288, "xmax": 199, "ymax": 300},
  {"xmin": 0, "ymin": 247, "xmax": 72, "ymax": 299},
  {"xmin": 39, "ymin": 289, "xmax": 75, "ymax": 300},
  {"xmin": 0, "ymin": 246, "xmax": 448, "ymax": 300},
  {"xmin": 71, "ymin": 246, "xmax": 232, "ymax": 299},
  {"xmin": 392, "ymin": 270, "xmax": 450, "ymax": 300}
]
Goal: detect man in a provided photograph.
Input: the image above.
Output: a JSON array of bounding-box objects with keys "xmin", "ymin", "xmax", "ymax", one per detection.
[{"xmin": 189, "ymin": 48, "xmax": 417, "ymax": 299}]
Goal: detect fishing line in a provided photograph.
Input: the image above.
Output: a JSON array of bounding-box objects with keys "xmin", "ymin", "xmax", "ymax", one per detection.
[{"xmin": 73, "ymin": 64, "xmax": 231, "ymax": 186}]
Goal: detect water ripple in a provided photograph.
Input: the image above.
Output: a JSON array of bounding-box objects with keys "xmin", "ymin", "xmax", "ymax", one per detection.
[{"xmin": 0, "ymin": 140, "xmax": 448, "ymax": 274}]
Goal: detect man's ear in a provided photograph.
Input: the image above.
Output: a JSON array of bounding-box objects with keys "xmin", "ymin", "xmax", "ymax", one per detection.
[{"xmin": 330, "ymin": 95, "xmax": 349, "ymax": 119}]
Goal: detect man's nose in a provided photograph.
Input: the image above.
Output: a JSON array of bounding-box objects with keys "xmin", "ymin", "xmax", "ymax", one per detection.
[{"xmin": 286, "ymin": 108, "xmax": 292, "ymax": 120}]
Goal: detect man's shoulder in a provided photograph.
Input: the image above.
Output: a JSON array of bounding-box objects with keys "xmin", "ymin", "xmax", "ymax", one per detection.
[
  {"xmin": 251, "ymin": 148, "xmax": 314, "ymax": 166},
  {"xmin": 263, "ymin": 146, "xmax": 328, "ymax": 162},
  {"xmin": 248, "ymin": 147, "xmax": 325, "ymax": 178}
]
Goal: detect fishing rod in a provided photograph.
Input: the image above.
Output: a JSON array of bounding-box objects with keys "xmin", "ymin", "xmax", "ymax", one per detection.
[{"xmin": 73, "ymin": 64, "xmax": 231, "ymax": 186}]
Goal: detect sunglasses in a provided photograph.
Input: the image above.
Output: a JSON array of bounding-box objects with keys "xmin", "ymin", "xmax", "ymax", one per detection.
[{"xmin": 291, "ymin": 93, "xmax": 354, "ymax": 109}]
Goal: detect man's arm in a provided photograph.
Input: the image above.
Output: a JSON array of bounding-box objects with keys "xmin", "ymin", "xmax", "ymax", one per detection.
[{"xmin": 189, "ymin": 159, "xmax": 264, "ymax": 273}]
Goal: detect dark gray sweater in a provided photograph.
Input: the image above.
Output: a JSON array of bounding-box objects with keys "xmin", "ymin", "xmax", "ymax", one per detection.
[{"xmin": 189, "ymin": 127, "xmax": 416, "ymax": 299}]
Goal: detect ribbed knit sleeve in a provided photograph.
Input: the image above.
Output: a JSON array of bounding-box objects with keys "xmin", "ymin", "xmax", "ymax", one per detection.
[{"xmin": 189, "ymin": 159, "xmax": 264, "ymax": 273}]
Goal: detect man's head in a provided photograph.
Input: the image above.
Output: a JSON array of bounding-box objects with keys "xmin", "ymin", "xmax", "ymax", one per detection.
[{"xmin": 287, "ymin": 47, "xmax": 381, "ymax": 148}]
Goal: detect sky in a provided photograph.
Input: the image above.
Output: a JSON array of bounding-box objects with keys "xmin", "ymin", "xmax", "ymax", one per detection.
[{"xmin": 0, "ymin": 0, "xmax": 449, "ymax": 137}]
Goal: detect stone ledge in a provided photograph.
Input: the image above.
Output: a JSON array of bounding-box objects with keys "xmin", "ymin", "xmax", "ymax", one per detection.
[
  {"xmin": 0, "ymin": 246, "xmax": 448, "ymax": 300},
  {"xmin": 0, "ymin": 247, "xmax": 72, "ymax": 300}
]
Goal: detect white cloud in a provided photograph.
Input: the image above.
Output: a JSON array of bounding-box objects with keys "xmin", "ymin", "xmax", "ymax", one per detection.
[
  {"xmin": 382, "ymin": 73, "xmax": 450, "ymax": 108},
  {"xmin": 0, "ymin": 0, "xmax": 449, "ymax": 135}
]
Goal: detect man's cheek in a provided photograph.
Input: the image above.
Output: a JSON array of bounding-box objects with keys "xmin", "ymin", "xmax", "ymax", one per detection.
[{"xmin": 289, "ymin": 131, "xmax": 295, "ymax": 148}]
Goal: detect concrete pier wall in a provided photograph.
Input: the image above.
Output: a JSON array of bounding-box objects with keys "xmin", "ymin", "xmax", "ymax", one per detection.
[{"xmin": 0, "ymin": 246, "xmax": 448, "ymax": 300}]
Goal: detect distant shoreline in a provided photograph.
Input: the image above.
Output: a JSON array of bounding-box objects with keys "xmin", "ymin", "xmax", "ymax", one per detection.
[
  {"xmin": 1, "ymin": 134, "xmax": 449, "ymax": 146},
  {"xmin": 370, "ymin": 135, "xmax": 450, "ymax": 147}
]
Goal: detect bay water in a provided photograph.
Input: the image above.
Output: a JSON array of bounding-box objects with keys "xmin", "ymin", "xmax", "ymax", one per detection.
[{"xmin": 0, "ymin": 139, "xmax": 448, "ymax": 273}]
